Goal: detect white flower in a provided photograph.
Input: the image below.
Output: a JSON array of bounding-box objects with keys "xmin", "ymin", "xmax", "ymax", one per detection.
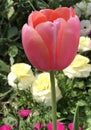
[
  {"xmin": 31, "ymin": 72, "xmax": 62, "ymax": 106},
  {"xmin": 76, "ymin": 1, "xmax": 87, "ymax": 11},
  {"xmin": 86, "ymin": 3, "xmax": 91, "ymax": 17},
  {"xmin": 80, "ymin": 20, "xmax": 91, "ymax": 36},
  {"xmin": 63, "ymin": 55, "xmax": 91, "ymax": 78},
  {"xmin": 74, "ymin": 1, "xmax": 91, "ymax": 18},
  {"xmin": 8, "ymin": 63, "xmax": 35, "ymax": 90},
  {"xmin": 74, "ymin": 1, "xmax": 87, "ymax": 17},
  {"xmin": 78, "ymin": 36, "xmax": 91, "ymax": 51},
  {"xmin": 74, "ymin": 6, "xmax": 81, "ymax": 17}
]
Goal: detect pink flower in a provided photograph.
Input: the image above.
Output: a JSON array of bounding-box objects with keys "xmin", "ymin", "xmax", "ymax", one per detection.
[
  {"xmin": 68, "ymin": 123, "xmax": 82, "ymax": 130},
  {"xmin": 0, "ymin": 125, "xmax": 12, "ymax": 130},
  {"xmin": 47, "ymin": 122, "xmax": 65, "ymax": 130},
  {"xmin": 22, "ymin": 7, "xmax": 80, "ymax": 71},
  {"xmin": 19, "ymin": 109, "xmax": 31, "ymax": 118},
  {"xmin": 34, "ymin": 123, "xmax": 44, "ymax": 130}
]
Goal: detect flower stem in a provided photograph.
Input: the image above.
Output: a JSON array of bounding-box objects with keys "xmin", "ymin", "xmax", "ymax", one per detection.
[
  {"xmin": 50, "ymin": 71, "xmax": 57, "ymax": 130},
  {"xmin": 73, "ymin": 105, "xmax": 79, "ymax": 130}
]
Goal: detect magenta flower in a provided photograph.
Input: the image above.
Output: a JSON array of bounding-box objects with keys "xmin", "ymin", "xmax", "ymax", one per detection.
[
  {"xmin": 19, "ymin": 109, "xmax": 31, "ymax": 118},
  {"xmin": 0, "ymin": 125, "xmax": 12, "ymax": 130},
  {"xmin": 68, "ymin": 123, "xmax": 82, "ymax": 130},
  {"xmin": 34, "ymin": 123, "xmax": 44, "ymax": 130},
  {"xmin": 47, "ymin": 122, "xmax": 65, "ymax": 130}
]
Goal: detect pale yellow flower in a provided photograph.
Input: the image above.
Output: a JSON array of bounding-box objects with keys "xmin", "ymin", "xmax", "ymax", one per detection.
[
  {"xmin": 8, "ymin": 63, "xmax": 35, "ymax": 90},
  {"xmin": 63, "ymin": 54, "xmax": 91, "ymax": 78},
  {"xmin": 78, "ymin": 36, "xmax": 91, "ymax": 51},
  {"xmin": 31, "ymin": 72, "xmax": 62, "ymax": 106}
]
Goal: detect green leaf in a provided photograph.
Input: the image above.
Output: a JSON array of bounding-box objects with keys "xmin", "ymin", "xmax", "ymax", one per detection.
[
  {"xmin": 3, "ymin": 115, "xmax": 17, "ymax": 126},
  {"xmin": 0, "ymin": 60, "xmax": 9, "ymax": 73},
  {"xmin": 77, "ymin": 100, "xmax": 87, "ymax": 107},
  {"xmin": 7, "ymin": 27, "xmax": 18, "ymax": 39}
]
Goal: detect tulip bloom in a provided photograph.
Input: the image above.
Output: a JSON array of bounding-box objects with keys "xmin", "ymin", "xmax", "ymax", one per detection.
[{"xmin": 22, "ymin": 7, "xmax": 80, "ymax": 71}]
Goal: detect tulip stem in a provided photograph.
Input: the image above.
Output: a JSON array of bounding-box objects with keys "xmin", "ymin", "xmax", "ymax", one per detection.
[{"xmin": 50, "ymin": 71, "xmax": 57, "ymax": 130}]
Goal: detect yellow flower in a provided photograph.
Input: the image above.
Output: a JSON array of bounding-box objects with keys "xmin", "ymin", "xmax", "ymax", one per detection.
[
  {"xmin": 63, "ymin": 54, "xmax": 91, "ymax": 78},
  {"xmin": 78, "ymin": 36, "xmax": 91, "ymax": 51},
  {"xmin": 8, "ymin": 63, "xmax": 35, "ymax": 90},
  {"xmin": 31, "ymin": 72, "xmax": 62, "ymax": 106}
]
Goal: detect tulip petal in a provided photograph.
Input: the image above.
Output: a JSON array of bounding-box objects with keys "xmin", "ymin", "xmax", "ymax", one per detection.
[
  {"xmin": 28, "ymin": 11, "xmax": 47, "ymax": 27},
  {"xmin": 35, "ymin": 19, "xmax": 66, "ymax": 70},
  {"xmin": 41, "ymin": 9, "xmax": 59, "ymax": 22},
  {"xmin": 35, "ymin": 21, "xmax": 55, "ymax": 70},
  {"xmin": 40, "ymin": 9, "xmax": 54, "ymax": 20},
  {"xmin": 55, "ymin": 7, "xmax": 75, "ymax": 21},
  {"xmin": 22, "ymin": 24, "xmax": 50, "ymax": 71},
  {"xmin": 56, "ymin": 16, "xmax": 80, "ymax": 70}
]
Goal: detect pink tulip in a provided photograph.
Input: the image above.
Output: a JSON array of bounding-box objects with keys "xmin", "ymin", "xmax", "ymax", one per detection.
[
  {"xmin": 19, "ymin": 109, "xmax": 31, "ymax": 118},
  {"xmin": 0, "ymin": 125, "xmax": 12, "ymax": 130},
  {"xmin": 68, "ymin": 123, "xmax": 82, "ymax": 130},
  {"xmin": 47, "ymin": 122, "xmax": 65, "ymax": 130},
  {"xmin": 22, "ymin": 7, "xmax": 80, "ymax": 71}
]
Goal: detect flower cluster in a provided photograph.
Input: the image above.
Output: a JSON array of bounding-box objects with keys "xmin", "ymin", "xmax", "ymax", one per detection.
[
  {"xmin": 34, "ymin": 122, "xmax": 82, "ymax": 130},
  {"xmin": 8, "ymin": 64, "xmax": 62, "ymax": 106},
  {"xmin": 74, "ymin": 1, "xmax": 91, "ymax": 18},
  {"xmin": 0, "ymin": 122, "xmax": 82, "ymax": 130},
  {"xmin": 74, "ymin": 0, "xmax": 91, "ymax": 37}
]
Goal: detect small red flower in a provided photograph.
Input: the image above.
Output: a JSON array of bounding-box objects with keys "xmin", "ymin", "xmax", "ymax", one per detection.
[
  {"xmin": 34, "ymin": 122, "xmax": 65, "ymax": 130},
  {"xmin": 19, "ymin": 109, "xmax": 31, "ymax": 118},
  {"xmin": 68, "ymin": 123, "xmax": 82, "ymax": 130},
  {"xmin": 47, "ymin": 122, "xmax": 65, "ymax": 130},
  {"xmin": 0, "ymin": 125, "xmax": 12, "ymax": 130},
  {"xmin": 34, "ymin": 123, "xmax": 44, "ymax": 130}
]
